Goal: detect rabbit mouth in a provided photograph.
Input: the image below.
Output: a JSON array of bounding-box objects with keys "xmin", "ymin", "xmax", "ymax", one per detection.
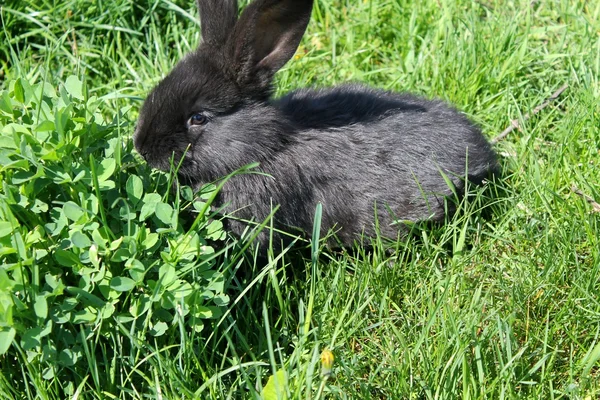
[
  {"xmin": 176, "ymin": 170, "xmax": 201, "ymax": 187},
  {"xmin": 143, "ymin": 153, "xmax": 202, "ymax": 188},
  {"xmin": 173, "ymin": 160, "xmax": 207, "ymax": 188},
  {"xmin": 137, "ymin": 132, "xmax": 198, "ymax": 168}
]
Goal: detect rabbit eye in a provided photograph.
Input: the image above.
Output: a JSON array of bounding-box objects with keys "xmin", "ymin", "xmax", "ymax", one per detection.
[{"xmin": 187, "ymin": 113, "xmax": 208, "ymax": 127}]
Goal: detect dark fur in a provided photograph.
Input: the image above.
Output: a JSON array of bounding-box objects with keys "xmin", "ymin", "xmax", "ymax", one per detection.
[{"xmin": 134, "ymin": 0, "xmax": 498, "ymax": 249}]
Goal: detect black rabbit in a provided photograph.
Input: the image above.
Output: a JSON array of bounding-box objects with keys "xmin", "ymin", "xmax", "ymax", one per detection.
[{"xmin": 134, "ymin": 0, "xmax": 498, "ymax": 249}]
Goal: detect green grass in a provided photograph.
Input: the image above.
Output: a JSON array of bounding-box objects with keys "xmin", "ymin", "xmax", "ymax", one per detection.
[{"xmin": 1, "ymin": 0, "xmax": 599, "ymax": 398}]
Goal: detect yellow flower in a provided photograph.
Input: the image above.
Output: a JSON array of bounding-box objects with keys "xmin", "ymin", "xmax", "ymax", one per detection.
[{"xmin": 320, "ymin": 349, "xmax": 334, "ymax": 377}]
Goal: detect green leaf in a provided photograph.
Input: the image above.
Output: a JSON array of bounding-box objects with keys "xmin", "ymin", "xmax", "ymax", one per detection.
[
  {"xmin": 0, "ymin": 328, "xmax": 16, "ymax": 355},
  {"xmin": 71, "ymin": 231, "xmax": 91, "ymax": 249},
  {"xmin": 72, "ymin": 169, "xmax": 86, "ymax": 183},
  {"xmin": 65, "ymin": 287, "xmax": 106, "ymax": 308},
  {"xmin": 0, "ymin": 222, "xmax": 14, "ymax": 238},
  {"xmin": 63, "ymin": 201, "xmax": 85, "ymax": 222},
  {"xmin": 129, "ymin": 295, "xmax": 151, "ymax": 317},
  {"xmin": 262, "ymin": 370, "xmax": 288, "ymax": 400},
  {"xmin": 58, "ymin": 348, "xmax": 80, "ymax": 367},
  {"xmin": 34, "ymin": 295, "xmax": 48, "ymax": 319},
  {"xmin": 111, "ymin": 248, "xmax": 131, "ymax": 263},
  {"xmin": 110, "ymin": 277, "xmax": 136, "ymax": 292},
  {"xmin": 206, "ymin": 219, "xmax": 225, "ymax": 240},
  {"xmin": 54, "ymin": 249, "xmax": 81, "ymax": 267},
  {"xmin": 172, "ymin": 281, "xmax": 193, "ymax": 298},
  {"xmin": 36, "ymin": 120, "xmax": 55, "ymax": 132},
  {"xmin": 195, "ymin": 306, "xmax": 214, "ymax": 319},
  {"xmin": 582, "ymin": 341, "xmax": 600, "ymax": 377},
  {"xmin": 159, "ymin": 264, "xmax": 176, "ymax": 286},
  {"xmin": 143, "ymin": 193, "xmax": 162, "ymax": 203},
  {"xmin": 101, "ymin": 302, "xmax": 115, "ymax": 319},
  {"xmin": 41, "ymin": 81, "xmax": 57, "ymax": 98},
  {"xmin": 142, "ymin": 233, "xmax": 159, "ymax": 249},
  {"xmin": 0, "ymin": 135, "xmax": 17, "ymax": 150},
  {"xmin": 11, "ymin": 231, "xmax": 27, "ymax": 260},
  {"xmin": 139, "ymin": 193, "xmax": 161, "ymax": 221},
  {"xmin": 55, "ymin": 104, "xmax": 73, "ymax": 137},
  {"xmin": 0, "ymin": 269, "xmax": 16, "ymax": 292},
  {"xmin": 199, "ymin": 183, "xmax": 217, "ymax": 200},
  {"xmin": 31, "ymin": 199, "xmax": 49, "ymax": 214},
  {"xmin": 89, "ymin": 244, "xmax": 100, "ymax": 268},
  {"xmin": 21, "ymin": 321, "xmax": 52, "ymax": 350},
  {"xmin": 127, "ymin": 259, "xmax": 145, "ymax": 282},
  {"xmin": 42, "ymin": 367, "xmax": 55, "ymax": 380},
  {"xmin": 109, "ymin": 237, "xmax": 124, "ymax": 251},
  {"xmin": 0, "ymin": 91, "xmax": 13, "ymax": 113},
  {"xmin": 180, "ymin": 186, "xmax": 194, "ymax": 201},
  {"xmin": 13, "ymin": 78, "xmax": 25, "ymax": 103},
  {"xmin": 91, "ymin": 229, "xmax": 107, "ymax": 249},
  {"xmin": 65, "ymin": 76, "xmax": 84, "ymax": 100},
  {"xmin": 12, "ymin": 170, "xmax": 39, "ymax": 185},
  {"xmin": 118, "ymin": 205, "xmax": 136, "ymax": 220},
  {"xmin": 126, "ymin": 175, "xmax": 144, "ymax": 205},
  {"xmin": 97, "ymin": 159, "xmax": 116, "ymax": 182},
  {"xmin": 72, "ymin": 308, "xmax": 96, "ymax": 324},
  {"xmin": 213, "ymin": 294, "xmax": 230, "ymax": 307},
  {"xmin": 155, "ymin": 202, "xmax": 174, "ymax": 225},
  {"xmin": 139, "ymin": 202, "xmax": 156, "ymax": 221},
  {"xmin": 149, "ymin": 321, "xmax": 168, "ymax": 337}
]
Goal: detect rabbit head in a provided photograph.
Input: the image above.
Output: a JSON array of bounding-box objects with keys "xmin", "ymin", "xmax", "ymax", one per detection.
[{"xmin": 133, "ymin": 0, "xmax": 314, "ymax": 186}]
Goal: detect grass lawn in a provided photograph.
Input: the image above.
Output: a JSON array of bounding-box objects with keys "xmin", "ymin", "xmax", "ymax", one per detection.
[{"xmin": 1, "ymin": 0, "xmax": 599, "ymax": 398}]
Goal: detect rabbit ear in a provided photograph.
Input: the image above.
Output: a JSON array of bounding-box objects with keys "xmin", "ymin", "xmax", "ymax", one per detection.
[
  {"xmin": 197, "ymin": 0, "xmax": 238, "ymax": 46},
  {"xmin": 227, "ymin": 0, "xmax": 313, "ymax": 89}
]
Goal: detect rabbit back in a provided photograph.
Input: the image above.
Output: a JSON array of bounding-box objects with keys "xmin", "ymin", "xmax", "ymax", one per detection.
[{"xmin": 214, "ymin": 84, "xmax": 497, "ymax": 247}]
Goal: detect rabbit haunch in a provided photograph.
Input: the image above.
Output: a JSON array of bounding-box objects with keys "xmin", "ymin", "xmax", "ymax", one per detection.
[{"xmin": 133, "ymin": 0, "xmax": 498, "ymax": 249}]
